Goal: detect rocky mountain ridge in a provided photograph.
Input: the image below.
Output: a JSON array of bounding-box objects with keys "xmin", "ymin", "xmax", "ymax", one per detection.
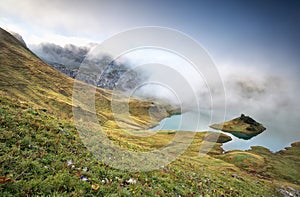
[{"xmin": 30, "ymin": 43, "xmax": 142, "ymax": 91}]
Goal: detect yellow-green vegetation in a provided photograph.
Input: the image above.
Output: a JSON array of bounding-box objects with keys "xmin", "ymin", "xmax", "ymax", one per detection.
[
  {"xmin": 0, "ymin": 27, "xmax": 175, "ymax": 129},
  {"xmin": 204, "ymin": 132, "xmax": 232, "ymax": 143},
  {"xmin": 213, "ymin": 144, "xmax": 300, "ymax": 193},
  {"xmin": 210, "ymin": 114, "xmax": 266, "ymax": 140},
  {"xmin": 0, "ymin": 28, "xmax": 299, "ymax": 196}
]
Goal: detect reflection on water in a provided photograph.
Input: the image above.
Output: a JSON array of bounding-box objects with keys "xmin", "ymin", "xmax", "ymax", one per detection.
[{"xmin": 152, "ymin": 110, "xmax": 300, "ymax": 152}]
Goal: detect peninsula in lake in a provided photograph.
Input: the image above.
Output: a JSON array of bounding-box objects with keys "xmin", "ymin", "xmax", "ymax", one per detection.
[{"xmin": 210, "ymin": 114, "xmax": 266, "ymax": 140}]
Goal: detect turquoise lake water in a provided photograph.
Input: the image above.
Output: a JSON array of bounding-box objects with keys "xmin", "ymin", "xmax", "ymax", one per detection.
[{"xmin": 152, "ymin": 111, "xmax": 300, "ymax": 152}]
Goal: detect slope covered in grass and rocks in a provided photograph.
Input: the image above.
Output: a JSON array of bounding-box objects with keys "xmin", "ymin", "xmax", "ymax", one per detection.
[
  {"xmin": 0, "ymin": 28, "xmax": 299, "ymax": 196},
  {"xmin": 0, "ymin": 28, "xmax": 172, "ymax": 129}
]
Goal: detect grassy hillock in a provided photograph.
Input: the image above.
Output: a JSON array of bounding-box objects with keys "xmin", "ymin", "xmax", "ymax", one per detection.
[
  {"xmin": 210, "ymin": 114, "xmax": 266, "ymax": 139},
  {"xmin": 0, "ymin": 28, "xmax": 299, "ymax": 196}
]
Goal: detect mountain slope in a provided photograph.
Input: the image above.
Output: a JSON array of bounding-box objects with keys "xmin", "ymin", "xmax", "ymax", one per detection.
[
  {"xmin": 0, "ymin": 28, "xmax": 299, "ymax": 196},
  {"xmin": 0, "ymin": 28, "xmax": 170, "ymax": 128},
  {"xmin": 0, "ymin": 28, "xmax": 74, "ymax": 117}
]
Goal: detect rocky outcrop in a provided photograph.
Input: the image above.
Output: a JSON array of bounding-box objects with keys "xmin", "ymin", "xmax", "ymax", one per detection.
[
  {"xmin": 30, "ymin": 43, "xmax": 143, "ymax": 91},
  {"xmin": 8, "ymin": 31, "xmax": 27, "ymax": 47},
  {"xmin": 210, "ymin": 114, "xmax": 266, "ymax": 140}
]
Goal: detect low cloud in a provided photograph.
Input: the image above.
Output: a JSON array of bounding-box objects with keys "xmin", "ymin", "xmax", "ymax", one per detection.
[
  {"xmin": 30, "ymin": 43, "xmax": 94, "ymax": 68},
  {"xmin": 219, "ymin": 65, "xmax": 298, "ymax": 115},
  {"xmin": 112, "ymin": 49, "xmax": 299, "ymax": 122}
]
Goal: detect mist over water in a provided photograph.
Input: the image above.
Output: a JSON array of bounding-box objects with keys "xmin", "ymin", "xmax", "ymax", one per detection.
[
  {"xmin": 116, "ymin": 49, "xmax": 300, "ymax": 152},
  {"xmin": 118, "ymin": 49, "xmax": 215, "ymax": 111}
]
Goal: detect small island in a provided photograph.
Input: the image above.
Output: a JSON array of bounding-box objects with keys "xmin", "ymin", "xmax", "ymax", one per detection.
[{"xmin": 210, "ymin": 114, "xmax": 266, "ymax": 140}]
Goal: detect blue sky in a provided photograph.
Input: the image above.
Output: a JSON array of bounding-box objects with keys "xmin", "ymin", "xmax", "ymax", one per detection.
[{"xmin": 0, "ymin": 0, "xmax": 299, "ymax": 74}]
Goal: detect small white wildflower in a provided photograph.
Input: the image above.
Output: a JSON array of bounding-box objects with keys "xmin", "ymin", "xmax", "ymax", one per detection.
[
  {"xmin": 82, "ymin": 167, "xmax": 88, "ymax": 172},
  {"xmin": 127, "ymin": 178, "xmax": 136, "ymax": 184},
  {"xmin": 67, "ymin": 159, "xmax": 73, "ymax": 166}
]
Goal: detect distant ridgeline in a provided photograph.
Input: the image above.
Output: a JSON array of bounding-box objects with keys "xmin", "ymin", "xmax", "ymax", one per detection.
[{"xmin": 29, "ymin": 42, "xmax": 143, "ymax": 91}]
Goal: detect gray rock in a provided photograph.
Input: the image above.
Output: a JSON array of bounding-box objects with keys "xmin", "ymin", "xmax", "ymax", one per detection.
[
  {"xmin": 31, "ymin": 43, "xmax": 144, "ymax": 91},
  {"xmin": 9, "ymin": 31, "xmax": 27, "ymax": 47}
]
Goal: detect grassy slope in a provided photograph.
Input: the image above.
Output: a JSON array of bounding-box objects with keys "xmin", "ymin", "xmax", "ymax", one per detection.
[
  {"xmin": 0, "ymin": 28, "xmax": 299, "ymax": 196},
  {"xmin": 0, "ymin": 28, "xmax": 172, "ymax": 129}
]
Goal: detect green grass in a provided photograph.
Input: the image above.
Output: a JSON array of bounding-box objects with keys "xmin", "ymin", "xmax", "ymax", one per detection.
[
  {"xmin": 1, "ymin": 95, "xmax": 297, "ymax": 196},
  {"xmin": 0, "ymin": 27, "xmax": 299, "ymax": 196}
]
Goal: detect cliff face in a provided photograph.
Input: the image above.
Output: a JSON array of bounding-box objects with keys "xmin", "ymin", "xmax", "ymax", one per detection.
[
  {"xmin": 210, "ymin": 114, "xmax": 266, "ymax": 139},
  {"xmin": 30, "ymin": 43, "xmax": 143, "ymax": 91}
]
